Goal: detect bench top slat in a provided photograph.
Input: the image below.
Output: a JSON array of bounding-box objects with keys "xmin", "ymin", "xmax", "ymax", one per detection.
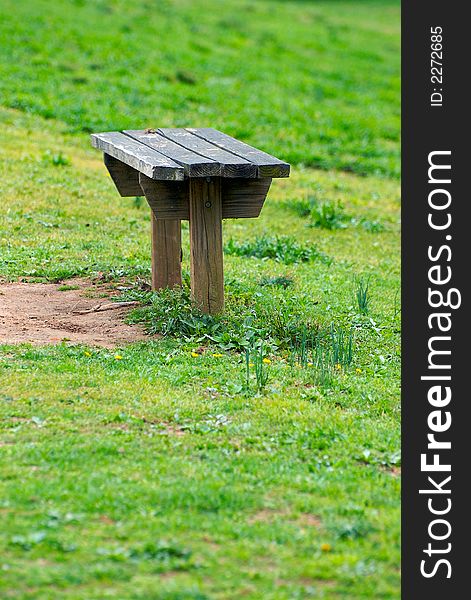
[
  {"xmin": 91, "ymin": 132, "xmax": 185, "ymax": 181},
  {"xmin": 123, "ymin": 130, "xmax": 220, "ymax": 178},
  {"xmin": 91, "ymin": 128, "xmax": 290, "ymax": 180},
  {"xmin": 185, "ymin": 128, "xmax": 290, "ymax": 178},
  {"xmin": 157, "ymin": 128, "xmax": 257, "ymax": 178}
]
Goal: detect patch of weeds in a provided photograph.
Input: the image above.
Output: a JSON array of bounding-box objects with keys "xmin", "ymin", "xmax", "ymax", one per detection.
[
  {"xmin": 71, "ymin": 76, "xmax": 88, "ymax": 85},
  {"xmin": 330, "ymin": 325, "xmax": 354, "ymax": 366},
  {"xmin": 91, "ymin": 265, "xmax": 150, "ymax": 282},
  {"xmin": 37, "ymin": 220, "xmax": 59, "ymax": 229},
  {"xmin": 313, "ymin": 358, "xmax": 336, "ymax": 391},
  {"xmin": 284, "ymin": 198, "xmax": 385, "ymax": 233},
  {"xmin": 330, "ymin": 518, "xmax": 376, "ymax": 541},
  {"xmin": 224, "ymin": 235, "xmax": 331, "ymax": 265},
  {"xmin": 127, "ymin": 287, "xmax": 223, "ymax": 339},
  {"xmin": 43, "ymin": 510, "xmax": 82, "ymax": 528},
  {"xmin": 176, "ymin": 70, "xmax": 197, "ymax": 85},
  {"xmin": 354, "ymin": 217, "xmax": 386, "ymax": 233},
  {"xmin": 180, "ymin": 413, "xmax": 231, "ymax": 434},
  {"xmin": 244, "ymin": 341, "xmax": 270, "ymax": 394},
  {"xmin": 107, "ymin": 412, "xmax": 143, "ymax": 426},
  {"xmin": 359, "ymin": 448, "xmax": 401, "ymax": 468},
  {"xmin": 97, "ymin": 541, "xmax": 193, "ymax": 570},
  {"xmin": 259, "ymin": 275, "xmax": 294, "ymax": 289},
  {"xmin": 283, "ymin": 197, "xmax": 348, "ymax": 230},
  {"xmin": 289, "ymin": 324, "xmax": 353, "ymax": 369},
  {"xmin": 132, "ymin": 196, "xmax": 144, "ymax": 209},
  {"xmin": 289, "ymin": 324, "xmax": 354, "ymax": 391},
  {"xmin": 256, "ymin": 297, "xmax": 319, "ymax": 349},
  {"xmin": 124, "ymin": 285, "xmax": 325, "ymax": 355},
  {"xmin": 355, "ymin": 277, "xmax": 371, "ymax": 315},
  {"xmin": 124, "ymin": 286, "xmax": 355, "ymax": 395},
  {"xmin": 42, "ymin": 150, "xmax": 70, "ymax": 166},
  {"xmin": 58, "ymin": 284, "xmax": 80, "ymax": 291},
  {"xmin": 10, "ymin": 531, "xmax": 76, "ymax": 553},
  {"xmin": 282, "ymin": 197, "xmax": 313, "ymax": 217},
  {"xmin": 11, "ymin": 531, "xmax": 47, "ymax": 551},
  {"xmin": 309, "ymin": 200, "xmax": 349, "ymax": 230},
  {"xmin": 132, "ymin": 541, "xmax": 192, "ymax": 565},
  {"xmin": 347, "ymin": 560, "xmax": 379, "ymax": 577}
]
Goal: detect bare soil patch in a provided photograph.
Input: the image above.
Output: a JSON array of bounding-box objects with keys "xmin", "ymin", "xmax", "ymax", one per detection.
[{"xmin": 0, "ymin": 278, "xmax": 153, "ymax": 347}]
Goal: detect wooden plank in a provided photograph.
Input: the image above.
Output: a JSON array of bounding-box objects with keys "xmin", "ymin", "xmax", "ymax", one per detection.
[
  {"xmin": 221, "ymin": 177, "xmax": 272, "ymax": 218},
  {"xmin": 91, "ymin": 132, "xmax": 184, "ymax": 181},
  {"xmin": 124, "ymin": 130, "xmax": 221, "ymax": 178},
  {"xmin": 158, "ymin": 128, "xmax": 257, "ymax": 179},
  {"xmin": 151, "ymin": 212, "xmax": 182, "ymax": 290},
  {"xmin": 185, "ymin": 128, "xmax": 290, "ymax": 178},
  {"xmin": 189, "ymin": 178, "xmax": 224, "ymax": 314},
  {"xmin": 139, "ymin": 174, "xmax": 272, "ymax": 220},
  {"xmin": 139, "ymin": 173, "xmax": 189, "ymax": 220},
  {"xmin": 104, "ymin": 153, "xmax": 142, "ymax": 197}
]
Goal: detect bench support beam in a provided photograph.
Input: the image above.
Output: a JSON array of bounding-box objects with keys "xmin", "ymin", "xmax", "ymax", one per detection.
[
  {"xmin": 151, "ymin": 213, "xmax": 182, "ymax": 291},
  {"xmin": 104, "ymin": 153, "xmax": 142, "ymax": 197},
  {"xmin": 139, "ymin": 174, "xmax": 182, "ymax": 291},
  {"xmin": 189, "ymin": 177, "xmax": 224, "ymax": 314}
]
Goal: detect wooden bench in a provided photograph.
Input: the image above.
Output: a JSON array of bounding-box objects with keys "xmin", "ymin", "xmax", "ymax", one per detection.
[{"xmin": 91, "ymin": 128, "xmax": 290, "ymax": 314}]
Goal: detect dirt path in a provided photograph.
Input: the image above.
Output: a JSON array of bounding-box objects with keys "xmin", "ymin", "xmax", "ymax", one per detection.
[{"xmin": 0, "ymin": 278, "xmax": 153, "ymax": 347}]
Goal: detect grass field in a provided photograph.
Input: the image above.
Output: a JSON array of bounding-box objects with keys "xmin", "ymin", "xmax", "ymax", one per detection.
[{"xmin": 0, "ymin": 1, "xmax": 401, "ymax": 598}]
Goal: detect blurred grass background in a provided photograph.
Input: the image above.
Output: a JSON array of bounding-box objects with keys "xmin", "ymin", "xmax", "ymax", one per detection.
[{"xmin": 0, "ymin": 0, "xmax": 399, "ymax": 176}]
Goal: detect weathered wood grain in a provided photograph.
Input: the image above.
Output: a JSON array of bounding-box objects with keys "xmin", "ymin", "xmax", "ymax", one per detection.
[
  {"xmin": 104, "ymin": 153, "xmax": 142, "ymax": 197},
  {"xmin": 139, "ymin": 173, "xmax": 189, "ymax": 220},
  {"xmin": 185, "ymin": 128, "xmax": 290, "ymax": 178},
  {"xmin": 124, "ymin": 130, "xmax": 220, "ymax": 178},
  {"xmin": 221, "ymin": 177, "xmax": 272, "ymax": 218},
  {"xmin": 138, "ymin": 175, "xmax": 272, "ymax": 220},
  {"xmin": 158, "ymin": 128, "xmax": 257, "ymax": 179},
  {"xmin": 91, "ymin": 132, "xmax": 185, "ymax": 181},
  {"xmin": 189, "ymin": 178, "xmax": 224, "ymax": 314},
  {"xmin": 151, "ymin": 212, "xmax": 182, "ymax": 290}
]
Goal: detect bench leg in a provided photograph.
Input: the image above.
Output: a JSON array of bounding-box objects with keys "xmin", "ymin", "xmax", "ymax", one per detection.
[
  {"xmin": 151, "ymin": 212, "xmax": 182, "ymax": 291},
  {"xmin": 189, "ymin": 177, "xmax": 224, "ymax": 314}
]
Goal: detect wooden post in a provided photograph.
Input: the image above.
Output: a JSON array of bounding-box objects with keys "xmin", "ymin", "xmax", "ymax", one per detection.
[
  {"xmin": 189, "ymin": 177, "xmax": 224, "ymax": 314},
  {"xmin": 151, "ymin": 212, "xmax": 182, "ymax": 290}
]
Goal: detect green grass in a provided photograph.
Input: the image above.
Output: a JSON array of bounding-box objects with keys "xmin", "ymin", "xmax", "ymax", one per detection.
[
  {"xmin": 0, "ymin": 0, "xmax": 399, "ymax": 177},
  {"xmin": 224, "ymin": 235, "xmax": 332, "ymax": 265},
  {"xmin": 0, "ymin": 0, "xmax": 400, "ymax": 598}
]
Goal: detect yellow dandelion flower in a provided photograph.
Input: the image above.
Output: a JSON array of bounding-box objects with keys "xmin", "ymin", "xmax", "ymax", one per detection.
[
  {"xmin": 191, "ymin": 352, "xmax": 199, "ymax": 358},
  {"xmin": 248, "ymin": 363, "xmax": 255, "ymax": 367},
  {"xmin": 262, "ymin": 358, "xmax": 271, "ymax": 364},
  {"xmin": 212, "ymin": 353, "xmax": 224, "ymax": 358},
  {"xmin": 335, "ymin": 363, "xmax": 341, "ymax": 370},
  {"xmin": 320, "ymin": 543, "xmax": 332, "ymax": 552},
  {"xmin": 84, "ymin": 351, "xmax": 92, "ymax": 357},
  {"xmin": 355, "ymin": 368, "xmax": 362, "ymax": 374},
  {"xmin": 114, "ymin": 354, "xmax": 123, "ymax": 360},
  {"xmin": 307, "ymin": 362, "xmax": 313, "ymax": 367}
]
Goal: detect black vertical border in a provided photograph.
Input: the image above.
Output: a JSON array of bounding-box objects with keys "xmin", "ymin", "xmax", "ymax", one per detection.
[{"xmin": 402, "ymin": 2, "xmax": 467, "ymax": 598}]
